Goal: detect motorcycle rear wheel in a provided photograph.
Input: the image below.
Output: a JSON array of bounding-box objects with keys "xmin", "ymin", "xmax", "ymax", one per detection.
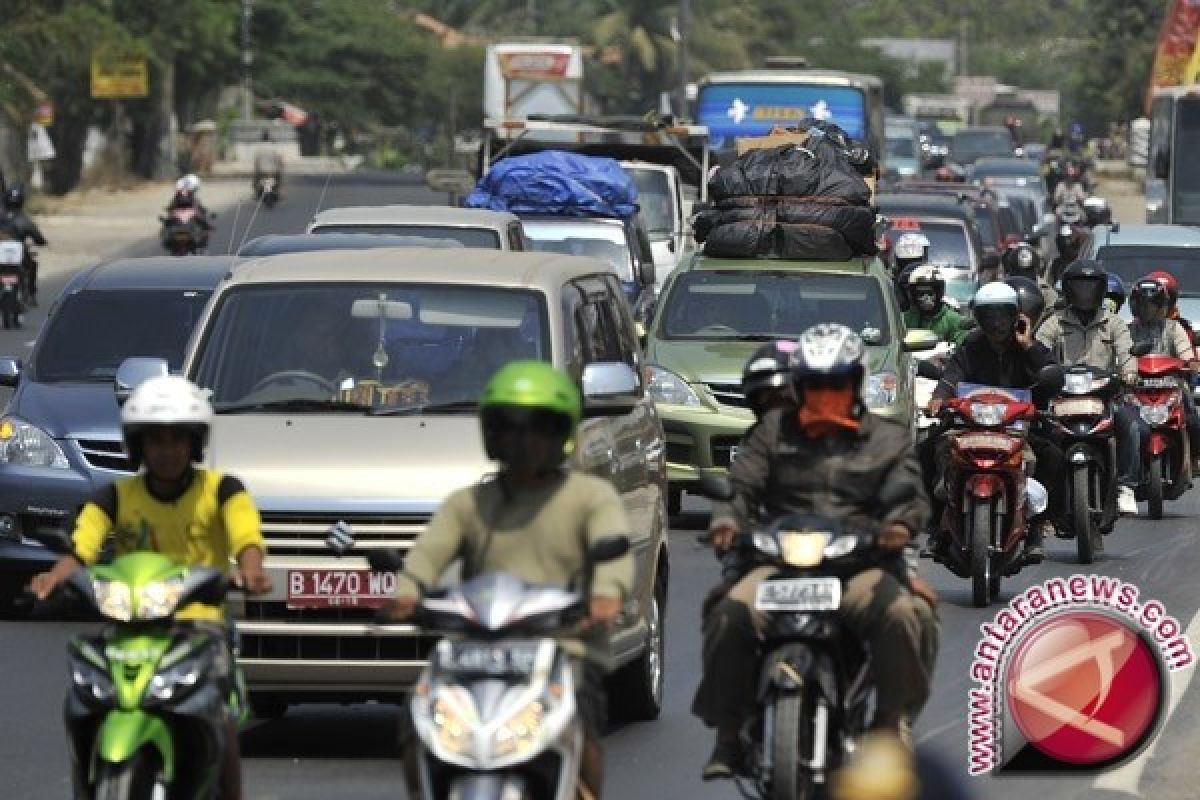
[
  {"xmin": 970, "ymin": 501, "xmax": 993, "ymax": 608},
  {"xmin": 1148, "ymin": 455, "xmax": 1164, "ymax": 521},
  {"xmin": 1073, "ymin": 466, "xmax": 1095, "ymax": 564},
  {"xmin": 771, "ymin": 691, "xmax": 817, "ymax": 800},
  {"xmin": 93, "ymin": 748, "xmax": 164, "ymax": 800}
]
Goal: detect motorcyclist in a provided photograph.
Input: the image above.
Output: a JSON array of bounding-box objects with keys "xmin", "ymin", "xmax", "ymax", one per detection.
[
  {"xmin": 1036, "ymin": 260, "xmax": 1141, "ymax": 516},
  {"xmin": 904, "ymin": 265, "xmax": 966, "ymax": 345},
  {"xmin": 252, "ymin": 131, "xmax": 284, "ymax": 198},
  {"xmin": 694, "ymin": 323, "xmax": 939, "ymax": 778},
  {"xmin": 166, "ymin": 173, "xmax": 213, "ymax": 240},
  {"xmin": 1002, "ymin": 241, "xmax": 1056, "ymax": 313},
  {"xmin": 1007, "ymin": 276, "xmax": 1049, "ymax": 332},
  {"xmin": 923, "ymin": 283, "xmax": 1062, "ymax": 562},
  {"xmin": 892, "ymin": 232, "xmax": 931, "ymax": 311},
  {"xmin": 1047, "ymin": 224, "xmax": 1086, "ymax": 286},
  {"xmin": 29, "ymin": 375, "xmax": 270, "ymax": 800},
  {"xmin": 1148, "ymin": 270, "xmax": 1198, "ymax": 348},
  {"xmin": 1053, "ymin": 163, "xmax": 1089, "ymax": 211},
  {"xmin": 1127, "ymin": 277, "xmax": 1200, "ymax": 463},
  {"xmin": 379, "ymin": 360, "xmax": 634, "ymax": 799},
  {"xmin": 2, "ymin": 183, "xmax": 47, "ymax": 307}
]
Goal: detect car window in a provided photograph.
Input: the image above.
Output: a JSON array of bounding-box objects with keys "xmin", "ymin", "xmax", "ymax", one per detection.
[
  {"xmin": 577, "ymin": 296, "xmax": 624, "ymax": 364},
  {"xmin": 34, "ymin": 289, "xmax": 211, "ymax": 382},
  {"xmin": 629, "ymin": 169, "xmax": 675, "ymax": 238},
  {"xmin": 522, "ymin": 221, "xmax": 635, "ymax": 282},
  {"xmin": 1095, "ymin": 246, "xmax": 1200, "ymax": 294},
  {"xmin": 886, "ymin": 219, "xmax": 976, "ymax": 268},
  {"xmin": 660, "ymin": 271, "xmax": 890, "ymax": 343},
  {"xmin": 312, "ymin": 224, "xmax": 502, "ymax": 249},
  {"xmin": 599, "ymin": 274, "xmax": 642, "ymax": 366},
  {"xmin": 974, "ymin": 206, "xmax": 998, "ymax": 249},
  {"xmin": 193, "ymin": 284, "xmax": 548, "ymax": 410}
]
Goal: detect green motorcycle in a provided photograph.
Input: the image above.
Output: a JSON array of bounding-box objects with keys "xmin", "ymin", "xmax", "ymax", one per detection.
[{"xmin": 61, "ymin": 551, "xmax": 240, "ymax": 799}]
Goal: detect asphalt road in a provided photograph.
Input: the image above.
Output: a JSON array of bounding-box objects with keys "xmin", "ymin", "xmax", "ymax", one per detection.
[{"xmin": 3, "ymin": 175, "xmax": 1199, "ymax": 799}]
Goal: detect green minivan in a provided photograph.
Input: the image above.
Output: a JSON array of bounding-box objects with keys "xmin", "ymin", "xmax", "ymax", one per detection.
[{"xmin": 642, "ymin": 254, "xmax": 936, "ymax": 512}]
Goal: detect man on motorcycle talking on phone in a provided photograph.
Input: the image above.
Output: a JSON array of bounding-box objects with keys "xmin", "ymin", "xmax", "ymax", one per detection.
[
  {"xmin": 693, "ymin": 323, "xmax": 939, "ymax": 780},
  {"xmin": 379, "ymin": 360, "xmax": 634, "ymax": 800}
]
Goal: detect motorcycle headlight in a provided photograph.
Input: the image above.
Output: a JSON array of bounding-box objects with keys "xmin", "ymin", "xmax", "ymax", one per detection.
[
  {"xmin": 1064, "ymin": 373, "xmax": 1094, "ymax": 394},
  {"xmin": 778, "ymin": 531, "xmax": 832, "ymax": 567},
  {"xmin": 969, "ymin": 403, "xmax": 1007, "ymax": 427},
  {"xmin": 146, "ymin": 660, "xmax": 202, "ymax": 703},
  {"xmin": 68, "ymin": 649, "xmax": 114, "ymax": 704},
  {"xmin": 1140, "ymin": 404, "xmax": 1171, "ymax": 426},
  {"xmin": 752, "ymin": 532, "xmax": 780, "ymax": 557},
  {"xmin": 643, "ymin": 365, "xmax": 703, "ymax": 407},
  {"xmin": 863, "ymin": 372, "xmax": 899, "ymax": 410},
  {"xmin": 428, "ymin": 687, "xmax": 479, "ymax": 760},
  {"xmin": 0, "ymin": 417, "xmax": 69, "ymax": 469},
  {"xmin": 92, "ymin": 580, "xmax": 133, "ymax": 622},
  {"xmin": 136, "ymin": 577, "xmax": 186, "ymax": 620},
  {"xmin": 823, "ymin": 535, "xmax": 858, "ymax": 560},
  {"xmin": 489, "ymin": 676, "xmax": 573, "ymax": 764}
]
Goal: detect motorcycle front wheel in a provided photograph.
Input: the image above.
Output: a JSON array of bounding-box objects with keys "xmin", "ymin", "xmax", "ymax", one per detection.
[
  {"xmin": 970, "ymin": 501, "xmax": 994, "ymax": 608},
  {"xmin": 1073, "ymin": 466, "xmax": 1095, "ymax": 564},
  {"xmin": 1147, "ymin": 455, "xmax": 1165, "ymax": 520},
  {"xmin": 93, "ymin": 748, "xmax": 165, "ymax": 800},
  {"xmin": 771, "ymin": 690, "xmax": 818, "ymax": 800}
]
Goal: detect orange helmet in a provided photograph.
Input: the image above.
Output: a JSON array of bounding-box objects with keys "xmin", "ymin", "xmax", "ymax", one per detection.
[{"xmin": 1147, "ymin": 270, "xmax": 1179, "ymax": 309}]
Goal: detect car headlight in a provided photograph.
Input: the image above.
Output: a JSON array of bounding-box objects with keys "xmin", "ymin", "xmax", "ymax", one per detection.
[
  {"xmin": 92, "ymin": 579, "xmax": 133, "ymax": 622},
  {"xmin": 137, "ymin": 577, "xmax": 186, "ymax": 620},
  {"xmin": 0, "ymin": 417, "xmax": 69, "ymax": 468},
  {"xmin": 863, "ymin": 372, "xmax": 899, "ymax": 410},
  {"xmin": 644, "ymin": 365, "xmax": 703, "ymax": 407}
]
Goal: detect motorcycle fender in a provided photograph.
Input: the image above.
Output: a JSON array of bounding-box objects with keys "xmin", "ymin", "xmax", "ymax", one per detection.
[
  {"xmin": 966, "ymin": 473, "xmax": 1003, "ymax": 500},
  {"xmin": 758, "ymin": 644, "xmax": 837, "ymax": 705},
  {"xmin": 1149, "ymin": 432, "xmax": 1171, "ymax": 456},
  {"xmin": 90, "ymin": 710, "xmax": 175, "ymax": 783}
]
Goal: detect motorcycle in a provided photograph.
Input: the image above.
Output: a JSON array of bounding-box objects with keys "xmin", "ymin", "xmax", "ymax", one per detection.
[
  {"xmin": 1044, "ymin": 365, "xmax": 1122, "ymax": 564},
  {"xmin": 345, "ymin": 532, "xmax": 630, "ymax": 800},
  {"xmin": 0, "ymin": 239, "xmax": 24, "ymax": 329},
  {"xmin": 160, "ymin": 207, "xmax": 208, "ymax": 256},
  {"xmin": 254, "ymin": 175, "xmax": 279, "ymax": 209},
  {"xmin": 696, "ymin": 473, "xmax": 916, "ymax": 800},
  {"xmin": 931, "ymin": 384, "xmax": 1041, "ymax": 607},
  {"xmin": 57, "ymin": 551, "xmax": 239, "ymax": 799},
  {"xmin": 913, "ymin": 342, "xmax": 954, "ymax": 445},
  {"xmin": 1130, "ymin": 353, "xmax": 1194, "ymax": 519}
]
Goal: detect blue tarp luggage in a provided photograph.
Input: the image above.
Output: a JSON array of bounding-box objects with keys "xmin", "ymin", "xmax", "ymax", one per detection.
[{"xmin": 466, "ymin": 150, "xmax": 638, "ymax": 219}]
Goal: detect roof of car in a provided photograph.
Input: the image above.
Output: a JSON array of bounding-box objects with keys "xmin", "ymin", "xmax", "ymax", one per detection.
[
  {"xmin": 224, "ymin": 247, "xmax": 614, "ymax": 289},
  {"xmin": 1092, "ymin": 224, "xmax": 1200, "ymax": 248},
  {"xmin": 237, "ymin": 233, "xmax": 465, "ymax": 258},
  {"xmin": 71, "ymin": 255, "xmax": 235, "ymax": 292},
  {"xmin": 308, "ymin": 205, "xmax": 519, "ymax": 229},
  {"xmin": 877, "ymin": 193, "xmax": 980, "ymax": 216},
  {"xmin": 684, "ymin": 255, "xmax": 882, "ymax": 275},
  {"xmin": 518, "ymin": 215, "xmax": 628, "ymax": 227},
  {"xmin": 972, "ymin": 157, "xmax": 1039, "ymax": 170}
]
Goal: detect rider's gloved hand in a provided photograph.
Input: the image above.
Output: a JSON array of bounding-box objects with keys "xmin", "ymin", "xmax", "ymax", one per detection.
[
  {"xmin": 877, "ymin": 522, "xmax": 912, "ymax": 553},
  {"xmin": 378, "ymin": 595, "xmax": 418, "ymax": 622}
]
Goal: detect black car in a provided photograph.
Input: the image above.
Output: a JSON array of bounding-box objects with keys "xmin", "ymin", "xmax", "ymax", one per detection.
[
  {"xmin": 877, "ymin": 192, "xmax": 993, "ymax": 278},
  {"xmin": 0, "ymin": 256, "xmax": 232, "ymax": 609}
]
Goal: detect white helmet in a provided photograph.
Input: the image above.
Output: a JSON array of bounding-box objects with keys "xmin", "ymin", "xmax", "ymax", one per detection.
[
  {"xmin": 791, "ymin": 323, "xmax": 867, "ymax": 393},
  {"xmin": 121, "ymin": 375, "xmax": 213, "ymax": 467},
  {"xmin": 972, "ymin": 281, "xmax": 1019, "ymax": 309},
  {"xmin": 972, "ymin": 281, "xmax": 1020, "ymax": 337},
  {"xmin": 176, "ymin": 173, "xmax": 201, "ymax": 193},
  {"xmin": 893, "ymin": 232, "xmax": 930, "ymax": 262}
]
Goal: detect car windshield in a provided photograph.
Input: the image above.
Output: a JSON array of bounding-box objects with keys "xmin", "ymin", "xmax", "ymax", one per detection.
[
  {"xmin": 887, "ymin": 136, "xmax": 916, "ymax": 159},
  {"xmin": 974, "ymin": 160, "xmax": 1041, "ymax": 177},
  {"xmin": 312, "ymin": 224, "xmax": 502, "ymax": 248},
  {"xmin": 193, "ymin": 284, "xmax": 548, "ymax": 411},
  {"xmin": 522, "ymin": 220, "xmax": 634, "ymax": 282},
  {"xmin": 629, "ymin": 169, "xmax": 675, "ymax": 237},
  {"xmin": 944, "ymin": 275, "xmax": 978, "ymax": 305},
  {"xmin": 887, "ymin": 219, "xmax": 976, "ymax": 268},
  {"xmin": 974, "ymin": 206, "xmax": 998, "ymax": 249},
  {"xmin": 1095, "ymin": 246, "xmax": 1200, "ymax": 295},
  {"xmin": 660, "ymin": 271, "xmax": 889, "ymax": 343},
  {"xmin": 34, "ymin": 289, "xmax": 211, "ymax": 382},
  {"xmin": 952, "ymin": 131, "xmax": 1012, "ymax": 164}
]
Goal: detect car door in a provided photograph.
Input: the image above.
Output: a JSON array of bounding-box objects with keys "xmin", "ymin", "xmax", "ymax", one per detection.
[{"xmin": 564, "ymin": 278, "xmax": 622, "ymax": 487}]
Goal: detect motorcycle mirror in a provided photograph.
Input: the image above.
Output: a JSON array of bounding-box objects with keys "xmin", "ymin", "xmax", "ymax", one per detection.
[
  {"xmin": 696, "ymin": 470, "xmax": 736, "ymax": 502},
  {"xmin": 1035, "ymin": 364, "xmax": 1066, "ymax": 399},
  {"xmin": 916, "ymin": 360, "xmax": 944, "ymax": 381},
  {"xmin": 1129, "ymin": 341, "xmax": 1153, "ymax": 358},
  {"xmin": 365, "ymin": 549, "xmax": 406, "ymax": 573},
  {"xmin": 588, "ymin": 535, "xmax": 630, "ymax": 564}
]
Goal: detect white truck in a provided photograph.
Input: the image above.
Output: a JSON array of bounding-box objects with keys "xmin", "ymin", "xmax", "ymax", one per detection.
[{"xmin": 483, "ymin": 42, "xmax": 587, "ymax": 121}]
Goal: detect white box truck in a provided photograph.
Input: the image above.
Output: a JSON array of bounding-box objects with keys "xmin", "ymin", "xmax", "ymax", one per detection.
[{"xmin": 483, "ymin": 42, "xmax": 586, "ymax": 121}]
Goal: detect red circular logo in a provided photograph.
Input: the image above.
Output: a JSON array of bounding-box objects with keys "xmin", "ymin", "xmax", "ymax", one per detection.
[{"xmin": 1005, "ymin": 611, "xmax": 1163, "ymax": 766}]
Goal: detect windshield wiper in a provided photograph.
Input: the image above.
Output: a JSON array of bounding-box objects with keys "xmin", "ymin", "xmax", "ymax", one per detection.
[
  {"xmin": 215, "ymin": 398, "xmax": 373, "ymax": 414},
  {"xmin": 369, "ymin": 400, "xmax": 479, "ymax": 417}
]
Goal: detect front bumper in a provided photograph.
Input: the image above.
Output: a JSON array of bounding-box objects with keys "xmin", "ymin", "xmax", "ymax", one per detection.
[{"xmin": 0, "ymin": 461, "xmax": 97, "ymax": 579}]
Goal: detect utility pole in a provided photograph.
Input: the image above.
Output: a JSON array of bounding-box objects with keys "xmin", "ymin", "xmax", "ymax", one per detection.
[
  {"xmin": 678, "ymin": 0, "xmax": 690, "ymax": 119},
  {"xmin": 959, "ymin": 11, "xmax": 968, "ymax": 78},
  {"xmin": 241, "ymin": 0, "xmax": 254, "ymax": 120}
]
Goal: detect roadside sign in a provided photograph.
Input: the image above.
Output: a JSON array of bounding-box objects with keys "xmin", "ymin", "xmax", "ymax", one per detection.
[
  {"xmin": 425, "ymin": 169, "xmax": 476, "ymax": 196},
  {"xmin": 34, "ymin": 102, "xmax": 54, "ymax": 127},
  {"xmin": 91, "ymin": 49, "xmax": 148, "ymax": 99}
]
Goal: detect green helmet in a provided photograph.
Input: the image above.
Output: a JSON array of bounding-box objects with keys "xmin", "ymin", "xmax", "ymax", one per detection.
[{"xmin": 481, "ymin": 360, "xmax": 582, "ymax": 426}]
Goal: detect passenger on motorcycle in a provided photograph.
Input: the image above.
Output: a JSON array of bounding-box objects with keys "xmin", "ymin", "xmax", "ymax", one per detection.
[
  {"xmin": 1053, "ymin": 163, "xmax": 1089, "ymax": 210},
  {"xmin": 29, "ymin": 375, "xmax": 270, "ymax": 800},
  {"xmin": 380, "ymin": 361, "xmax": 634, "ymax": 799},
  {"xmin": 694, "ymin": 323, "xmax": 939, "ymax": 779},
  {"xmin": 1003, "ymin": 242, "xmax": 1057, "ymax": 321},
  {"xmin": 1048, "ymin": 223, "xmax": 1086, "ymax": 287},
  {"xmin": 1128, "ymin": 278, "xmax": 1200, "ymax": 463},
  {"xmin": 923, "ymin": 283, "xmax": 1063, "ymax": 562},
  {"xmin": 1148, "ymin": 270, "xmax": 1198, "ymax": 348},
  {"xmin": 2, "ymin": 183, "xmax": 47, "ymax": 307},
  {"xmin": 904, "ymin": 265, "xmax": 966, "ymax": 345},
  {"xmin": 1007, "ymin": 276, "xmax": 1048, "ymax": 331},
  {"xmin": 1036, "ymin": 260, "xmax": 1141, "ymax": 515}
]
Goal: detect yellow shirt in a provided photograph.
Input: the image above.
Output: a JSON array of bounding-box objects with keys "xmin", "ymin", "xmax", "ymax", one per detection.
[{"xmin": 72, "ymin": 469, "xmax": 265, "ymax": 620}]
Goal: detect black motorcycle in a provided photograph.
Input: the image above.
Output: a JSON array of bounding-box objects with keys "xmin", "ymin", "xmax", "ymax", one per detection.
[
  {"xmin": 697, "ymin": 474, "xmax": 914, "ymax": 800},
  {"xmin": 254, "ymin": 175, "xmax": 280, "ymax": 209},
  {"xmin": 0, "ymin": 239, "xmax": 25, "ymax": 329}
]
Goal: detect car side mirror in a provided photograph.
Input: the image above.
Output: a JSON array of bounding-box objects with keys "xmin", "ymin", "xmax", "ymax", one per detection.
[
  {"xmin": 582, "ymin": 362, "xmax": 641, "ymax": 417},
  {"xmin": 0, "ymin": 356, "xmax": 21, "ymax": 387},
  {"xmin": 638, "ymin": 258, "xmax": 656, "ymax": 287},
  {"xmin": 696, "ymin": 470, "xmax": 735, "ymax": 502},
  {"xmin": 115, "ymin": 357, "xmax": 170, "ymax": 405},
  {"xmin": 903, "ymin": 329, "xmax": 940, "ymax": 353}
]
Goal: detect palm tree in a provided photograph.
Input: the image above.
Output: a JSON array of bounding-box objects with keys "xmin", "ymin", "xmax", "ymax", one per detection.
[{"xmin": 588, "ymin": 0, "xmax": 677, "ymax": 108}]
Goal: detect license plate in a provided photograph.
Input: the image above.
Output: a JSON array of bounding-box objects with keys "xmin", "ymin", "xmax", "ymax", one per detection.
[
  {"xmin": 286, "ymin": 569, "xmax": 396, "ymax": 609},
  {"xmin": 755, "ymin": 577, "xmax": 841, "ymax": 612},
  {"xmin": 438, "ymin": 641, "xmax": 540, "ymax": 677},
  {"xmin": 1139, "ymin": 377, "xmax": 1178, "ymax": 389}
]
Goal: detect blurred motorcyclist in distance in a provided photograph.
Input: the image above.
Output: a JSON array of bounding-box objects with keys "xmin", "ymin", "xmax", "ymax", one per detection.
[
  {"xmin": 1053, "ymin": 162, "xmax": 1089, "ymax": 210},
  {"xmin": 1002, "ymin": 241, "xmax": 1056, "ymax": 316},
  {"xmin": 1048, "ymin": 224, "xmax": 1086, "ymax": 286},
  {"xmin": 166, "ymin": 173, "xmax": 213, "ymax": 245},
  {"xmin": 253, "ymin": 131, "xmax": 285, "ymax": 198},
  {"xmin": 2, "ymin": 183, "xmax": 47, "ymax": 307},
  {"xmin": 892, "ymin": 232, "xmax": 931, "ymax": 311}
]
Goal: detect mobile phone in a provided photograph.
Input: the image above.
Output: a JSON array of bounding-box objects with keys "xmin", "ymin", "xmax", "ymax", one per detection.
[{"xmin": 1015, "ymin": 318, "xmax": 1029, "ymax": 335}]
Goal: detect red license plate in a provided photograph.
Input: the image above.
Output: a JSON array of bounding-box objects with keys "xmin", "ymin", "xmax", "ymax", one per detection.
[
  {"xmin": 286, "ymin": 569, "xmax": 397, "ymax": 609},
  {"xmin": 0, "ymin": 276, "xmax": 18, "ymax": 286}
]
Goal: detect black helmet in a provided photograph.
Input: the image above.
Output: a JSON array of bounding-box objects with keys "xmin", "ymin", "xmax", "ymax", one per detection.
[
  {"xmin": 3, "ymin": 184, "xmax": 25, "ymax": 211},
  {"xmin": 1006, "ymin": 276, "xmax": 1045, "ymax": 322},
  {"xmin": 1002, "ymin": 243, "xmax": 1042, "ymax": 280},
  {"xmin": 1130, "ymin": 278, "xmax": 1170, "ymax": 320},
  {"xmin": 1061, "ymin": 259, "xmax": 1108, "ymax": 313},
  {"xmin": 742, "ymin": 341, "xmax": 795, "ymax": 414}
]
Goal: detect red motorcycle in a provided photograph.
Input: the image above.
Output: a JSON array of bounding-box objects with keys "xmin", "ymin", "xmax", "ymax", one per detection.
[
  {"xmin": 933, "ymin": 385, "xmax": 1039, "ymax": 607},
  {"xmin": 1131, "ymin": 354, "xmax": 1194, "ymax": 519}
]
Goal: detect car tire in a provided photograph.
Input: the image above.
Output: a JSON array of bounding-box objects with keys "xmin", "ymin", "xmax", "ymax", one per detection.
[{"xmin": 607, "ymin": 581, "xmax": 665, "ymax": 722}]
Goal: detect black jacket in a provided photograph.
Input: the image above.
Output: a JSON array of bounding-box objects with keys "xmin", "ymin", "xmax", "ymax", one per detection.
[
  {"xmin": 1, "ymin": 212, "xmax": 45, "ymax": 246},
  {"xmin": 934, "ymin": 329, "xmax": 1057, "ymax": 401}
]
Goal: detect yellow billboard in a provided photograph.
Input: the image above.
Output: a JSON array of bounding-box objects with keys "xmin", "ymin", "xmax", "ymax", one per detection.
[{"xmin": 90, "ymin": 50, "xmax": 148, "ymax": 99}]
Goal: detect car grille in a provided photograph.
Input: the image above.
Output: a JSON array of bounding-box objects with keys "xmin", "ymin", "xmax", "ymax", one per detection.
[
  {"xmin": 260, "ymin": 511, "xmax": 429, "ymax": 555},
  {"xmin": 711, "ymin": 436, "xmax": 742, "ymax": 468},
  {"xmin": 705, "ymin": 383, "xmax": 749, "ymax": 409},
  {"xmin": 239, "ymin": 613, "xmax": 438, "ymax": 662},
  {"xmin": 76, "ymin": 439, "xmax": 134, "ymax": 473}
]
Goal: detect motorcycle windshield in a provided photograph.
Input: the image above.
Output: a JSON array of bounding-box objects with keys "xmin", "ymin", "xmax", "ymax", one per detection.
[{"xmin": 956, "ymin": 383, "xmax": 1031, "ymax": 403}]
